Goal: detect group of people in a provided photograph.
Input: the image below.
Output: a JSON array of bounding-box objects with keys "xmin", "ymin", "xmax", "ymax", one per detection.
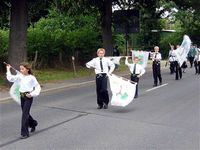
[
  {"xmin": 5, "ymin": 44, "xmax": 199, "ymax": 139},
  {"xmin": 168, "ymin": 44, "xmax": 200, "ymax": 76}
]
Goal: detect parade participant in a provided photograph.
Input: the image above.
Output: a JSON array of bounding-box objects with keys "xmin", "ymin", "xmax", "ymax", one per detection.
[
  {"xmin": 6, "ymin": 62, "xmax": 41, "ymax": 139},
  {"xmin": 125, "ymin": 56, "xmax": 145, "ymax": 98},
  {"xmin": 194, "ymin": 46, "xmax": 199, "ymax": 74},
  {"xmin": 86, "ymin": 48, "xmax": 115, "ymax": 109},
  {"xmin": 187, "ymin": 45, "xmax": 196, "ymax": 68},
  {"xmin": 181, "ymin": 58, "xmax": 188, "ymax": 73},
  {"xmin": 173, "ymin": 45, "xmax": 182, "ymax": 80},
  {"xmin": 151, "ymin": 46, "xmax": 162, "ymax": 86},
  {"xmin": 194, "ymin": 48, "xmax": 200, "ymax": 75},
  {"xmin": 168, "ymin": 45, "xmax": 176, "ymax": 74}
]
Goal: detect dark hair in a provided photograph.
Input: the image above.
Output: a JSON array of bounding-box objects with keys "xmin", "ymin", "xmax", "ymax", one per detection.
[{"xmin": 20, "ymin": 62, "xmax": 32, "ymax": 74}]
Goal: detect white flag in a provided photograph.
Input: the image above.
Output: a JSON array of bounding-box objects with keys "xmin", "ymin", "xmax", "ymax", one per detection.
[
  {"xmin": 108, "ymin": 74, "xmax": 136, "ymax": 107},
  {"xmin": 10, "ymin": 82, "xmax": 21, "ymax": 105},
  {"xmin": 107, "ymin": 56, "xmax": 122, "ymax": 65},
  {"xmin": 174, "ymin": 35, "xmax": 192, "ymax": 66},
  {"xmin": 132, "ymin": 51, "xmax": 149, "ymax": 68}
]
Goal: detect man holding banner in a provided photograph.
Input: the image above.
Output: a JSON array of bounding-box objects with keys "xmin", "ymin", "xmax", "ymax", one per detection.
[
  {"xmin": 125, "ymin": 56, "xmax": 145, "ymax": 98},
  {"xmin": 86, "ymin": 48, "xmax": 115, "ymax": 109}
]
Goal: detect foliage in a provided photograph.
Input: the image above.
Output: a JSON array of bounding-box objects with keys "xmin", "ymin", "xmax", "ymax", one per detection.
[
  {"xmin": 0, "ymin": 30, "xmax": 8, "ymax": 57},
  {"xmin": 27, "ymin": 10, "xmax": 101, "ymax": 68}
]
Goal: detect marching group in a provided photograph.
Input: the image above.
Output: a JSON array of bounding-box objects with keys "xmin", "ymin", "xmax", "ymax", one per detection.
[
  {"xmin": 5, "ymin": 43, "xmax": 200, "ymax": 139},
  {"xmin": 168, "ymin": 44, "xmax": 200, "ymax": 78}
]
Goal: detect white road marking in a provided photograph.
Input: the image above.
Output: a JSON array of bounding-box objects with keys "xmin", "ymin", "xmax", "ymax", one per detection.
[{"xmin": 146, "ymin": 83, "xmax": 168, "ymax": 92}]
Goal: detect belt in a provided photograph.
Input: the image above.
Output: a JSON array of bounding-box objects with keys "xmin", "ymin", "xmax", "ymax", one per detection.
[
  {"xmin": 96, "ymin": 73, "xmax": 107, "ymax": 78},
  {"xmin": 153, "ymin": 61, "xmax": 160, "ymax": 64},
  {"xmin": 20, "ymin": 92, "xmax": 30, "ymax": 97},
  {"xmin": 131, "ymin": 74, "xmax": 139, "ymax": 77}
]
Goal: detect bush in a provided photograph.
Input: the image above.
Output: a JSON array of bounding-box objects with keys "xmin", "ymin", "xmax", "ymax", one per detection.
[{"xmin": 27, "ymin": 11, "xmax": 101, "ymax": 68}]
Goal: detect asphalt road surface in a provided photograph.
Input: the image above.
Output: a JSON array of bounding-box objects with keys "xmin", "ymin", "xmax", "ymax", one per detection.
[{"xmin": 0, "ymin": 67, "xmax": 199, "ymax": 150}]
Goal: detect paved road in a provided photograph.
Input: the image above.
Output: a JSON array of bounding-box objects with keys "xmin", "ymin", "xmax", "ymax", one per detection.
[{"xmin": 0, "ymin": 67, "xmax": 199, "ymax": 150}]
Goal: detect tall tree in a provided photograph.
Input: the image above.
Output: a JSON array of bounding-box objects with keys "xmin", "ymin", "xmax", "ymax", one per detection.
[{"xmin": 8, "ymin": 0, "xmax": 28, "ymax": 69}]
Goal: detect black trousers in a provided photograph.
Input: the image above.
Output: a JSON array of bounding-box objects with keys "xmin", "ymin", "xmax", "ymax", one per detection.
[
  {"xmin": 188, "ymin": 57, "xmax": 194, "ymax": 67},
  {"xmin": 174, "ymin": 61, "xmax": 182, "ymax": 80},
  {"xmin": 96, "ymin": 74, "xmax": 109, "ymax": 106},
  {"xmin": 21, "ymin": 96, "xmax": 37, "ymax": 136},
  {"xmin": 131, "ymin": 75, "xmax": 139, "ymax": 97},
  {"xmin": 152, "ymin": 62, "xmax": 162, "ymax": 85},
  {"xmin": 194, "ymin": 61, "xmax": 200, "ymax": 74},
  {"xmin": 169, "ymin": 61, "xmax": 175, "ymax": 74}
]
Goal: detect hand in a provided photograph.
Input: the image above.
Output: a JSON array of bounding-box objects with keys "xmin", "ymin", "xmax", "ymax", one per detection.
[
  {"xmin": 137, "ymin": 75, "xmax": 141, "ymax": 78},
  {"xmin": 6, "ymin": 64, "xmax": 11, "ymax": 70},
  {"xmin": 107, "ymin": 72, "xmax": 112, "ymax": 76},
  {"xmin": 26, "ymin": 93, "xmax": 32, "ymax": 98}
]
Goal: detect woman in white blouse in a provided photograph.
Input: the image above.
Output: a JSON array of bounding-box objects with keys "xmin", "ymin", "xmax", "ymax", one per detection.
[{"xmin": 6, "ymin": 62, "xmax": 41, "ymax": 139}]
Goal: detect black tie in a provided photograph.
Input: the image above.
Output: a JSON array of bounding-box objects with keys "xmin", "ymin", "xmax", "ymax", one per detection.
[
  {"xmin": 100, "ymin": 58, "xmax": 103, "ymax": 72},
  {"xmin": 155, "ymin": 53, "xmax": 157, "ymax": 59},
  {"xmin": 133, "ymin": 64, "xmax": 136, "ymax": 74}
]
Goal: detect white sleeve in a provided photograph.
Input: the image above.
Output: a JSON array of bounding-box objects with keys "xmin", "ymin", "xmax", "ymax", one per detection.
[
  {"xmin": 108, "ymin": 59, "xmax": 115, "ymax": 74},
  {"xmin": 6, "ymin": 69, "xmax": 19, "ymax": 83},
  {"xmin": 86, "ymin": 58, "xmax": 95, "ymax": 69},
  {"xmin": 30, "ymin": 77, "xmax": 41, "ymax": 97},
  {"xmin": 125, "ymin": 57, "xmax": 131, "ymax": 68},
  {"xmin": 139, "ymin": 66, "xmax": 145, "ymax": 76}
]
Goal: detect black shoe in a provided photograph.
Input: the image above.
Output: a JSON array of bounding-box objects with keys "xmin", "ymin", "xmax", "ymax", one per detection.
[
  {"xmin": 153, "ymin": 84, "xmax": 157, "ymax": 87},
  {"xmin": 97, "ymin": 105, "xmax": 103, "ymax": 109},
  {"xmin": 20, "ymin": 135, "xmax": 29, "ymax": 139},
  {"xmin": 30, "ymin": 126, "xmax": 36, "ymax": 132},
  {"xmin": 159, "ymin": 82, "xmax": 162, "ymax": 85},
  {"xmin": 134, "ymin": 96, "xmax": 138, "ymax": 98},
  {"xmin": 103, "ymin": 104, "xmax": 108, "ymax": 109}
]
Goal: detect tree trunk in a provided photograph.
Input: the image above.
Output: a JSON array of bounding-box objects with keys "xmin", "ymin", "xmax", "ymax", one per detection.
[
  {"xmin": 8, "ymin": 0, "xmax": 28, "ymax": 70},
  {"xmin": 100, "ymin": 0, "xmax": 113, "ymax": 56}
]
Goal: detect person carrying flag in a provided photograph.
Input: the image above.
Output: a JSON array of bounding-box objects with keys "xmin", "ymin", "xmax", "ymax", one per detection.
[
  {"xmin": 125, "ymin": 56, "xmax": 145, "ymax": 98},
  {"xmin": 86, "ymin": 48, "xmax": 115, "ymax": 109},
  {"xmin": 6, "ymin": 62, "xmax": 41, "ymax": 139}
]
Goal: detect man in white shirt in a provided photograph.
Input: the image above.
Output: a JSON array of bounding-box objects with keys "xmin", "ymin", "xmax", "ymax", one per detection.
[
  {"xmin": 152, "ymin": 46, "xmax": 162, "ymax": 86},
  {"xmin": 86, "ymin": 48, "xmax": 115, "ymax": 109},
  {"xmin": 125, "ymin": 56, "xmax": 145, "ymax": 98}
]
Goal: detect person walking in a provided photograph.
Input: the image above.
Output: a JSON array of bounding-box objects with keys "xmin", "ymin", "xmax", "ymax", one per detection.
[
  {"xmin": 86, "ymin": 48, "xmax": 115, "ymax": 109},
  {"xmin": 6, "ymin": 62, "xmax": 41, "ymax": 139},
  {"xmin": 151, "ymin": 46, "xmax": 162, "ymax": 86},
  {"xmin": 168, "ymin": 45, "xmax": 176, "ymax": 74},
  {"xmin": 125, "ymin": 56, "xmax": 145, "ymax": 98}
]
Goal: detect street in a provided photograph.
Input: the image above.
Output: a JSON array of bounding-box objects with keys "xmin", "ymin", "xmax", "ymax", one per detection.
[{"xmin": 0, "ymin": 67, "xmax": 199, "ymax": 150}]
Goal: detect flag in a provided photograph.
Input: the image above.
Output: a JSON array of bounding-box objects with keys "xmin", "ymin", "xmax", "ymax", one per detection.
[
  {"xmin": 174, "ymin": 35, "xmax": 192, "ymax": 66},
  {"xmin": 10, "ymin": 82, "xmax": 21, "ymax": 105},
  {"xmin": 108, "ymin": 74, "xmax": 136, "ymax": 107},
  {"xmin": 107, "ymin": 56, "xmax": 122, "ymax": 65},
  {"xmin": 132, "ymin": 51, "xmax": 149, "ymax": 68}
]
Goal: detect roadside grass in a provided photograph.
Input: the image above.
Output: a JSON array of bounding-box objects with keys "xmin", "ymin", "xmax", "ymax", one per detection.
[{"xmin": 0, "ymin": 61, "xmax": 127, "ymax": 90}]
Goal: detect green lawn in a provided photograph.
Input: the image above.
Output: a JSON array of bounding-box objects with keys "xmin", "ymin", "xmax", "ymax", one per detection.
[{"xmin": 0, "ymin": 62, "xmax": 127, "ymax": 90}]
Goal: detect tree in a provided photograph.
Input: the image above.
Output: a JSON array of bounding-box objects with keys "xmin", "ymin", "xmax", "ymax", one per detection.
[{"xmin": 8, "ymin": 0, "xmax": 28, "ymax": 69}]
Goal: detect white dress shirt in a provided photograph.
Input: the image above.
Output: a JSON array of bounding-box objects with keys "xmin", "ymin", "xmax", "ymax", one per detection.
[
  {"xmin": 169, "ymin": 50, "xmax": 176, "ymax": 62},
  {"xmin": 171, "ymin": 50, "xmax": 178, "ymax": 61},
  {"xmin": 152, "ymin": 52, "xmax": 162, "ymax": 61},
  {"xmin": 6, "ymin": 70, "xmax": 41, "ymax": 97},
  {"xmin": 125, "ymin": 58, "xmax": 145, "ymax": 76},
  {"xmin": 86, "ymin": 57, "xmax": 115, "ymax": 74}
]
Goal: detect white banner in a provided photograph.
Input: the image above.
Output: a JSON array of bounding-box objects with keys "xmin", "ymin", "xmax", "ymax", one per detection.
[
  {"xmin": 174, "ymin": 35, "xmax": 192, "ymax": 66},
  {"xmin": 10, "ymin": 82, "xmax": 21, "ymax": 105},
  {"xmin": 107, "ymin": 56, "xmax": 122, "ymax": 65},
  {"xmin": 108, "ymin": 74, "xmax": 136, "ymax": 107},
  {"xmin": 132, "ymin": 51, "xmax": 149, "ymax": 68}
]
